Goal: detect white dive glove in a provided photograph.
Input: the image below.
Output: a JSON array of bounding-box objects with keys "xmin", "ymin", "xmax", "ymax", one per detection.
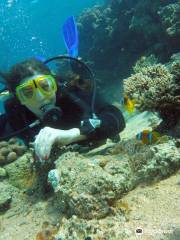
[{"xmin": 34, "ymin": 126, "xmax": 85, "ymax": 163}]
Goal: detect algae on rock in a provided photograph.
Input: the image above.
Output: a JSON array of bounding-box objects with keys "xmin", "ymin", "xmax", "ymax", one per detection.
[
  {"xmin": 54, "ymin": 151, "xmax": 133, "ymax": 219},
  {"xmin": 4, "ymin": 152, "xmax": 39, "ymax": 191}
]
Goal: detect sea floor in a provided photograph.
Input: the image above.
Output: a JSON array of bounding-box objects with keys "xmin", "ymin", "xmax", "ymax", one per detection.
[
  {"xmin": 0, "ymin": 170, "xmax": 179, "ymax": 240},
  {"xmin": 0, "ymin": 111, "xmax": 179, "ymax": 240}
]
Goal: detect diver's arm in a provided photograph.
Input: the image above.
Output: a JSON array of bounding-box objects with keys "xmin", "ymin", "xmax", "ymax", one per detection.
[
  {"xmin": 55, "ymin": 128, "xmax": 87, "ymax": 145},
  {"xmin": 79, "ymin": 105, "xmax": 126, "ymax": 140},
  {"xmin": 47, "ymin": 105, "xmax": 125, "ymax": 146},
  {"xmin": 34, "ymin": 127, "xmax": 87, "ymax": 162},
  {"xmin": 34, "ymin": 105, "xmax": 124, "ymax": 162},
  {"xmin": 96, "ymin": 105, "xmax": 126, "ymax": 138}
]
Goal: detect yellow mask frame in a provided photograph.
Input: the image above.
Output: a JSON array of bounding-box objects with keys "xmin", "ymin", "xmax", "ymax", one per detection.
[{"xmin": 16, "ymin": 75, "xmax": 57, "ymax": 103}]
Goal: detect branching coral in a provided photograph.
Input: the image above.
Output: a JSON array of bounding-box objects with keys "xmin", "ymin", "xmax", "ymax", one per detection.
[
  {"xmin": 158, "ymin": 2, "xmax": 180, "ymax": 37},
  {"xmin": 133, "ymin": 54, "xmax": 158, "ymax": 73},
  {"xmin": 123, "ymin": 60, "xmax": 180, "ymax": 123}
]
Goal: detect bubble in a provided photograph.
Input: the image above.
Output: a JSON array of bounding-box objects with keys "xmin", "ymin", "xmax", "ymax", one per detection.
[
  {"xmin": 31, "ymin": 36, "xmax": 37, "ymax": 40},
  {"xmin": 31, "ymin": 0, "xmax": 38, "ymax": 4},
  {"xmin": 7, "ymin": 0, "xmax": 14, "ymax": 8}
]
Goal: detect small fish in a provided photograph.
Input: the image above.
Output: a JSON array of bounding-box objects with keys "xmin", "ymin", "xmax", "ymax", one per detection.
[
  {"xmin": 120, "ymin": 95, "xmax": 135, "ymax": 114},
  {"xmin": 136, "ymin": 130, "xmax": 160, "ymax": 144}
]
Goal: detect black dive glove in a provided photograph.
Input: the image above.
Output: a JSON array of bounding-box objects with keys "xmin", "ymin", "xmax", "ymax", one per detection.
[{"xmin": 80, "ymin": 115, "xmax": 101, "ymax": 137}]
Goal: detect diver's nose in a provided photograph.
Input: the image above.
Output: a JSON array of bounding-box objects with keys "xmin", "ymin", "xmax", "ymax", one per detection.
[{"xmin": 36, "ymin": 89, "xmax": 45, "ymax": 100}]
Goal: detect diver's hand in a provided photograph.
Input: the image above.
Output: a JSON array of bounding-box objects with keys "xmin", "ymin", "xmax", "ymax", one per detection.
[
  {"xmin": 34, "ymin": 127, "xmax": 86, "ymax": 162},
  {"xmin": 34, "ymin": 127, "xmax": 60, "ymax": 163}
]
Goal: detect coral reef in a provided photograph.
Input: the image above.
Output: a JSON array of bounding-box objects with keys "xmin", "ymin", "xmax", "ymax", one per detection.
[
  {"xmin": 4, "ymin": 152, "xmax": 39, "ymax": 191},
  {"xmin": 78, "ymin": 2, "xmax": 136, "ymax": 80},
  {"xmin": 54, "ymin": 151, "xmax": 133, "ymax": 219},
  {"xmin": 158, "ymin": 2, "xmax": 180, "ymax": 37},
  {"xmin": 123, "ymin": 57, "xmax": 180, "ymax": 124},
  {"xmin": 52, "ymin": 131, "xmax": 179, "ymax": 221},
  {"xmin": 0, "ymin": 137, "xmax": 27, "ymax": 166},
  {"xmin": 0, "ymin": 182, "xmax": 12, "ymax": 212},
  {"xmin": 0, "ymin": 167, "xmax": 6, "ymax": 179},
  {"xmin": 113, "ymin": 138, "xmax": 180, "ymax": 184},
  {"xmin": 132, "ymin": 54, "xmax": 158, "ymax": 73},
  {"xmin": 78, "ymin": 0, "xmax": 180, "ymax": 100}
]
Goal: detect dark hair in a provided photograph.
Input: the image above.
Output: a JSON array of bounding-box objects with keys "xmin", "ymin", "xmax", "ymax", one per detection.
[{"xmin": 6, "ymin": 58, "xmax": 51, "ymax": 93}]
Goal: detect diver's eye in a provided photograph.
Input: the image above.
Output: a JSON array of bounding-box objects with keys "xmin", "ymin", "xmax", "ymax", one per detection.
[
  {"xmin": 21, "ymin": 86, "xmax": 34, "ymax": 99},
  {"xmin": 39, "ymin": 79, "xmax": 51, "ymax": 92}
]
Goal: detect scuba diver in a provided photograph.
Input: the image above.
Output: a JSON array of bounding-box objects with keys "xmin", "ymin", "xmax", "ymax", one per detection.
[
  {"xmin": 0, "ymin": 16, "xmax": 125, "ymax": 191},
  {"xmin": 0, "ymin": 56, "xmax": 125, "ymax": 163}
]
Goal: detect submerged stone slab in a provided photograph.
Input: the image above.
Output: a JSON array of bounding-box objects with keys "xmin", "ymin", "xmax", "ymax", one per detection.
[{"xmin": 54, "ymin": 151, "xmax": 133, "ymax": 219}]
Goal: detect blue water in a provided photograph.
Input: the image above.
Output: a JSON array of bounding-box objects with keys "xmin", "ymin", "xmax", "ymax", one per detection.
[
  {"xmin": 0, "ymin": 0, "xmax": 104, "ymax": 111},
  {"xmin": 0, "ymin": 0, "xmax": 103, "ymax": 71}
]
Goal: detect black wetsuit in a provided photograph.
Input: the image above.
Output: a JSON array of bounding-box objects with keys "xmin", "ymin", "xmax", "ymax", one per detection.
[{"xmin": 0, "ymin": 89, "xmax": 125, "ymax": 144}]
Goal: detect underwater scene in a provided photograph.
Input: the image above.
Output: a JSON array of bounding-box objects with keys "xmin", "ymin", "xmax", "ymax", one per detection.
[{"xmin": 0, "ymin": 0, "xmax": 180, "ymax": 239}]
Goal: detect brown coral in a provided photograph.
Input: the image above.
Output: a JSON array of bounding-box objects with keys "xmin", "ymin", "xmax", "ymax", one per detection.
[{"xmin": 0, "ymin": 138, "xmax": 27, "ymax": 165}]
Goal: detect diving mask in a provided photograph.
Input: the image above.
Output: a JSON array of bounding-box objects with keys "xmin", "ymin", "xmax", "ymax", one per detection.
[{"xmin": 15, "ymin": 74, "xmax": 57, "ymax": 103}]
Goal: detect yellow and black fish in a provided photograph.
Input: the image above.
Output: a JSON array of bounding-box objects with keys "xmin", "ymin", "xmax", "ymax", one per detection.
[{"xmin": 120, "ymin": 95, "xmax": 135, "ymax": 114}]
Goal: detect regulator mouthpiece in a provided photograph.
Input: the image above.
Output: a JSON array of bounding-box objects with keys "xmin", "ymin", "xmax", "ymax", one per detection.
[{"xmin": 41, "ymin": 104, "xmax": 62, "ymax": 127}]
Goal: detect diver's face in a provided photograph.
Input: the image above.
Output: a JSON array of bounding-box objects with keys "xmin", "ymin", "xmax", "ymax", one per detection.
[
  {"xmin": 23, "ymin": 92, "xmax": 56, "ymax": 119},
  {"xmin": 16, "ymin": 74, "xmax": 57, "ymax": 118}
]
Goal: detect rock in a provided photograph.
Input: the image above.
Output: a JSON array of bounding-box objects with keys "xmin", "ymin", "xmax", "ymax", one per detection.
[
  {"xmin": 136, "ymin": 140, "xmax": 180, "ymax": 182},
  {"xmin": 0, "ymin": 182, "xmax": 12, "ymax": 212},
  {"xmin": 116, "ymin": 138, "xmax": 180, "ymax": 184},
  {"xmin": 4, "ymin": 152, "xmax": 39, "ymax": 190},
  {"xmin": 54, "ymin": 152, "xmax": 133, "ymax": 219},
  {"xmin": 52, "ymin": 132, "xmax": 180, "ymax": 220}
]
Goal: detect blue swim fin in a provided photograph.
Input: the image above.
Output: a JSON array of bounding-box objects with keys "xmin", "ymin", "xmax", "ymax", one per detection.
[
  {"xmin": 35, "ymin": 55, "xmax": 46, "ymax": 62},
  {"xmin": 62, "ymin": 16, "xmax": 79, "ymax": 58}
]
